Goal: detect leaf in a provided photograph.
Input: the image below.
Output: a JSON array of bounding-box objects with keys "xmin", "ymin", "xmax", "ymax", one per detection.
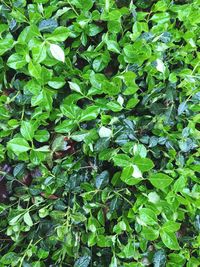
[
  {"xmin": 133, "ymin": 157, "xmax": 154, "ymax": 171},
  {"xmin": 48, "ymin": 78, "xmax": 66, "ymax": 89},
  {"xmin": 32, "ymin": 43, "xmax": 46, "ymax": 63},
  {"xmin": 160, "ymin": 230, "xmax": 180, "ymax": 250},
  {"xmin": 0, "ymin": 33, "xmax": 14, "ymax": 56},
  {"xmin": 80, "ymin": 106, "xmax": 100, "ymax": 122},
  {"xmin": 162, "ymin": 221, "xmax": 181, "ymax": 233},
  {"xmin": 23, "ymin": 212, "xmax": 33, "ymax": 227},
  {"xmin": 99, "ymin": 126, "xmax": 112, "ymax": 138},
  {"xmin": 178, "ymin": 101, "xmax": 187, "ymax": 115},
  {"xmin": 55, "ymin": 120, "xmax": 75, "ymax": 133},
  {"xmin": 121, "ymin": 165, "xmax": 142, "ymax": 185},
  {"xmin": 156, "ymin": 59, "xmax": 166, "ymax": 73},
  {"xmin": 9, "ymin": 214, "xmax": 22, "ymax": 225},
  {"xmin": 126, "ymin": 98, "xmax": 139, "ymax": 109},
  {"xmin": 153, "ymin": 250, "xmax": 166, "ymax": 267},
  {"xmin": 0, "ymin": 252, "xmax": 18, "ymax": 264},
  {"xmin": 74, "ymin": 256, "xmax": 91, "ymax": 267},
  {"xmin": 50, "ymin": 44, "xmax": 65, "ymax": 62},
  {"xmin": 46, "ymin": 26, "xmax": 70, "ymax": 42},
  {"xmin": 106, "ymin": 40, "xmax": 120, "ymax": 54},
  {"xmin": 28, "ymin": 61, "xmax": 41, "ymax": 79},
  {"xmin": 113, "ymin": 154, "xmax": 132, "ymax": 167},
  {"xmin": 149, "ymin": 173, "xmax": 173, "ymax": 189},
  {"xmin": 7, "ymin": 53, "xmax": 26, "ymax": 69},
  {"xmin": 95, "ymin": 171, "xmax": 109, "ymax": 189},
  {"xmin": 20, "ymin": 121, "xmax": 35, "ymax": 141},
  {"xmin": 7, "ymin": 138, "xmax": 30, "ymax": 155},
  {"xmin": 148, "ymin": 192, "xmax": 160, "ymax": 204},
  {"xmin": 68, "ymin": 81, "xmax": 82, "ymax": 93},
  {"xmin": 142, "ymin": 227, "xmax": 159, "ymax": 241},
  {"xmin": 39, "ymin": 19, "xmax": 58, "ymax": 33},
  {"xmin": 139, "ymin": 208, "xmax": 157, "ymax": 226},
  {"xmin": 109, "ymin": 255, "xmax": 118, "ymax": 267},
  {"xmin": 34, "ymin": 130, "xmax": 50, "ymax": 142}
]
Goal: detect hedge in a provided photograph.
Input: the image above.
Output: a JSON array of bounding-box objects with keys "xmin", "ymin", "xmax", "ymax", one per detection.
[{"xmin": 0, "ymin": 0, "xmax": 200, "ymax": 266}]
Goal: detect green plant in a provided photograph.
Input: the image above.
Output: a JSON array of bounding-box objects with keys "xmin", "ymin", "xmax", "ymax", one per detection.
[{"xmin": 0, "ymin": 0, "xmax": 200, "ymax": 266}]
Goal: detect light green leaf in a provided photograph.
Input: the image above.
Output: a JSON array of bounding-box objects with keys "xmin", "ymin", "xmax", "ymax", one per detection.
[
  {"xmin": 113, "ymin": 154, "xmax": 132, "ymax": 167},
  {"xmin": 50, "ymin": 44, "xmax": 65, "ymax": 62},
  {"xmin": 139, "ymin": 208, "xmax": 157, "ymax": 226},
  {"xmin": 142, "ymin": 227, "xmax": 159, "ymax": 241},
  {"xmin": 106, "ymin": 40, "xmax": 120, "ymax": 54},
  {"xmin": 68, "ymin": 81, "xmax": 82, "ymax": 93},
  {"xmin": 48, "ymin": 78, "xmax": 66, "ymax": 89},
  {"xmin": 133, "ymin": 157, "xmax": 154, "ymax": 172},
  {"xmin": 9, "ymin": 214, "xmax": 22, "ymax": 225},
  {"xmin": 34, "ymin": 130, "xmax": 50, "ymax": 142},
  {"xmin": 55, "ymin": 120, "xmax": 75, "ymax": 133},
  {"xmin": 32, "ymin": 43, "xmax": 46, "ymax": 63},
  {"xmin": 99, "ymin": 126, "xmax": 112, "ymax": 138},
  {"xmin": 160, "ymin": 230, "xmax": 180, "ymax": 250},
  {"xmin": 162, "ymin": 221, "xmax": 181, "ymax": 233},
  {"xmin": 7, "ymin": 138, "xmax": 30, "ymax": 155},
  {"xmin": 23, "ymin": 212, "xmax": 33, "ymax": 227},
  {"xmin": 80, "ymin": 106, "xmax": 100, "ymax": 122},
  {"xmin": 121, "ymin": 165, "xmax": 142, "ymax": 185},
  {"xmin": 28, "ymin": 61, "xmax": 41, "ymax": 79},
  {"xmin": 46, "ymin": 26, "xmax": 70, "ymax": 42},
  {"xmin": 7, "ymin": 53, "xmax": 26, "ymax": 69},
  {"xmin": 156, "ymin": 59, "xmax": 166, "ymax": 73},
  {"xmin": 20, "ymin": 121, "xmax": 35, "ymax": 141},
  {"xmin": 149, "ymin": 173, "xmax": 173, "ymax": 189}
]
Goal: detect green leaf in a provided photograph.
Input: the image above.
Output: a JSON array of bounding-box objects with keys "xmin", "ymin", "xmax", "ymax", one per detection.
[
  {"xmin": 9, "ymin": 214, "xmax": 22, "ymax": 225},
  {"xmin": 55, "ymin": 120, "xmax": 75, "ymax": 133},
  {"xmin": 50, "ymin": 44, "xmax": 65, "ymax": 62},
  {"xmin": 24, "ymin": 79, "xmax": 41, "ymax": 95},
  {"xmin": 20, "ymin": 121, "xmax": 35, "ymax": 141},
  {"xmin": 133, "ymin": 157, "xmax": 154, "ymax": 172},
  {"xmin": 95, "ymin": 171, "xmax": 109, "ymax": 189},
  {"xmin": 48, "ymin": 77, "xmax": 66, "ymax": 89},
  {"xmin": 32, "ymin": 43, "xmax": 46, "ymax": 63},
  {"xmin": 46, "ymin": 26, "xmax": 70, "ymax": 42},
  {"xmin": 0, "ymin": 33, "xmax": 14, "ymax": 55},
  {"xmin": 142, "ymin": 227, "xmax": 159, "ymax": 241},
  {"xmin": 123, "ymin": 40, "xmax": 151, "ymax": 65},
  {"xmin": 162, "ymin": 221, "xmax": 181, "ymax": 233},
  {"xmin": 34, "ymin": 130, "xmax": 50, "ymax": 142},
  {"xmin": 80, "ymin": 106, "xmax": 100, "ymax": 122},
  {"xmin": 121, "ymin": 165, "xmax": 142, "ymax": 185},
  {"xmin": 113, "ymin": 154, "xmax": 132, "ymax": 167},
  {"xmin": 139, "ymin": 208, "xmax": 157, "ymax": 226},
  {"xmin": 149, "ymin": 173, "xmax": 173, "ymax": 189},
  {"xmin": 126, "ymin": 98, "xmax": 139, "ymax": 109},
  {"xmin": 160, "ymin": 230, "xmax": 180, "ymax": 250},
  {"xmin": 28, "ymin": 61, "xmax": 41, "ymax": 79},
  {"xmin": 7, "ymin": 138, "xmax": 30, "ymax": 155},
  {"xmin": 106, "ymin": 40, "xmax": 120, "ymax": 54},
  {"xmin": 99, "ymin": 126, "xmax": 112, "ymax": 138},
  {"xmin": 7, "ymin": 53, "xmax": 26, "ymax": 69},
  {"xmin": 68, "ymin": 81, "xmax": 82, "ymax": 93},
  {"xmin": 0, "ymin": 252, "xmax": 18, "ymax": 264},
  {"xmin": 23, "ymin": 212, "xmax": 33, "ymax": 227}
]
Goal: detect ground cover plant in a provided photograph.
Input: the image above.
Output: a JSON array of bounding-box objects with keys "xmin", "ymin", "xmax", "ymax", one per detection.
[{"xmin": 0, "ymin": 0, "xmax": 200, "ymax": 266}]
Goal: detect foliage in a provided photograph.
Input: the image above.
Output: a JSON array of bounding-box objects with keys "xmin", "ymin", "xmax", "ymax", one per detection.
[{"xmin": 0, "ymin": 0, "xmax": 200, "ymax": 266}]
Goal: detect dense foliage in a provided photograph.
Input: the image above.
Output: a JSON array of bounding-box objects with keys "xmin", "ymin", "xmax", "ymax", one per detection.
[{"xmin": 0, "ymin": 0, "xmax": 200, "ymax": 266}]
